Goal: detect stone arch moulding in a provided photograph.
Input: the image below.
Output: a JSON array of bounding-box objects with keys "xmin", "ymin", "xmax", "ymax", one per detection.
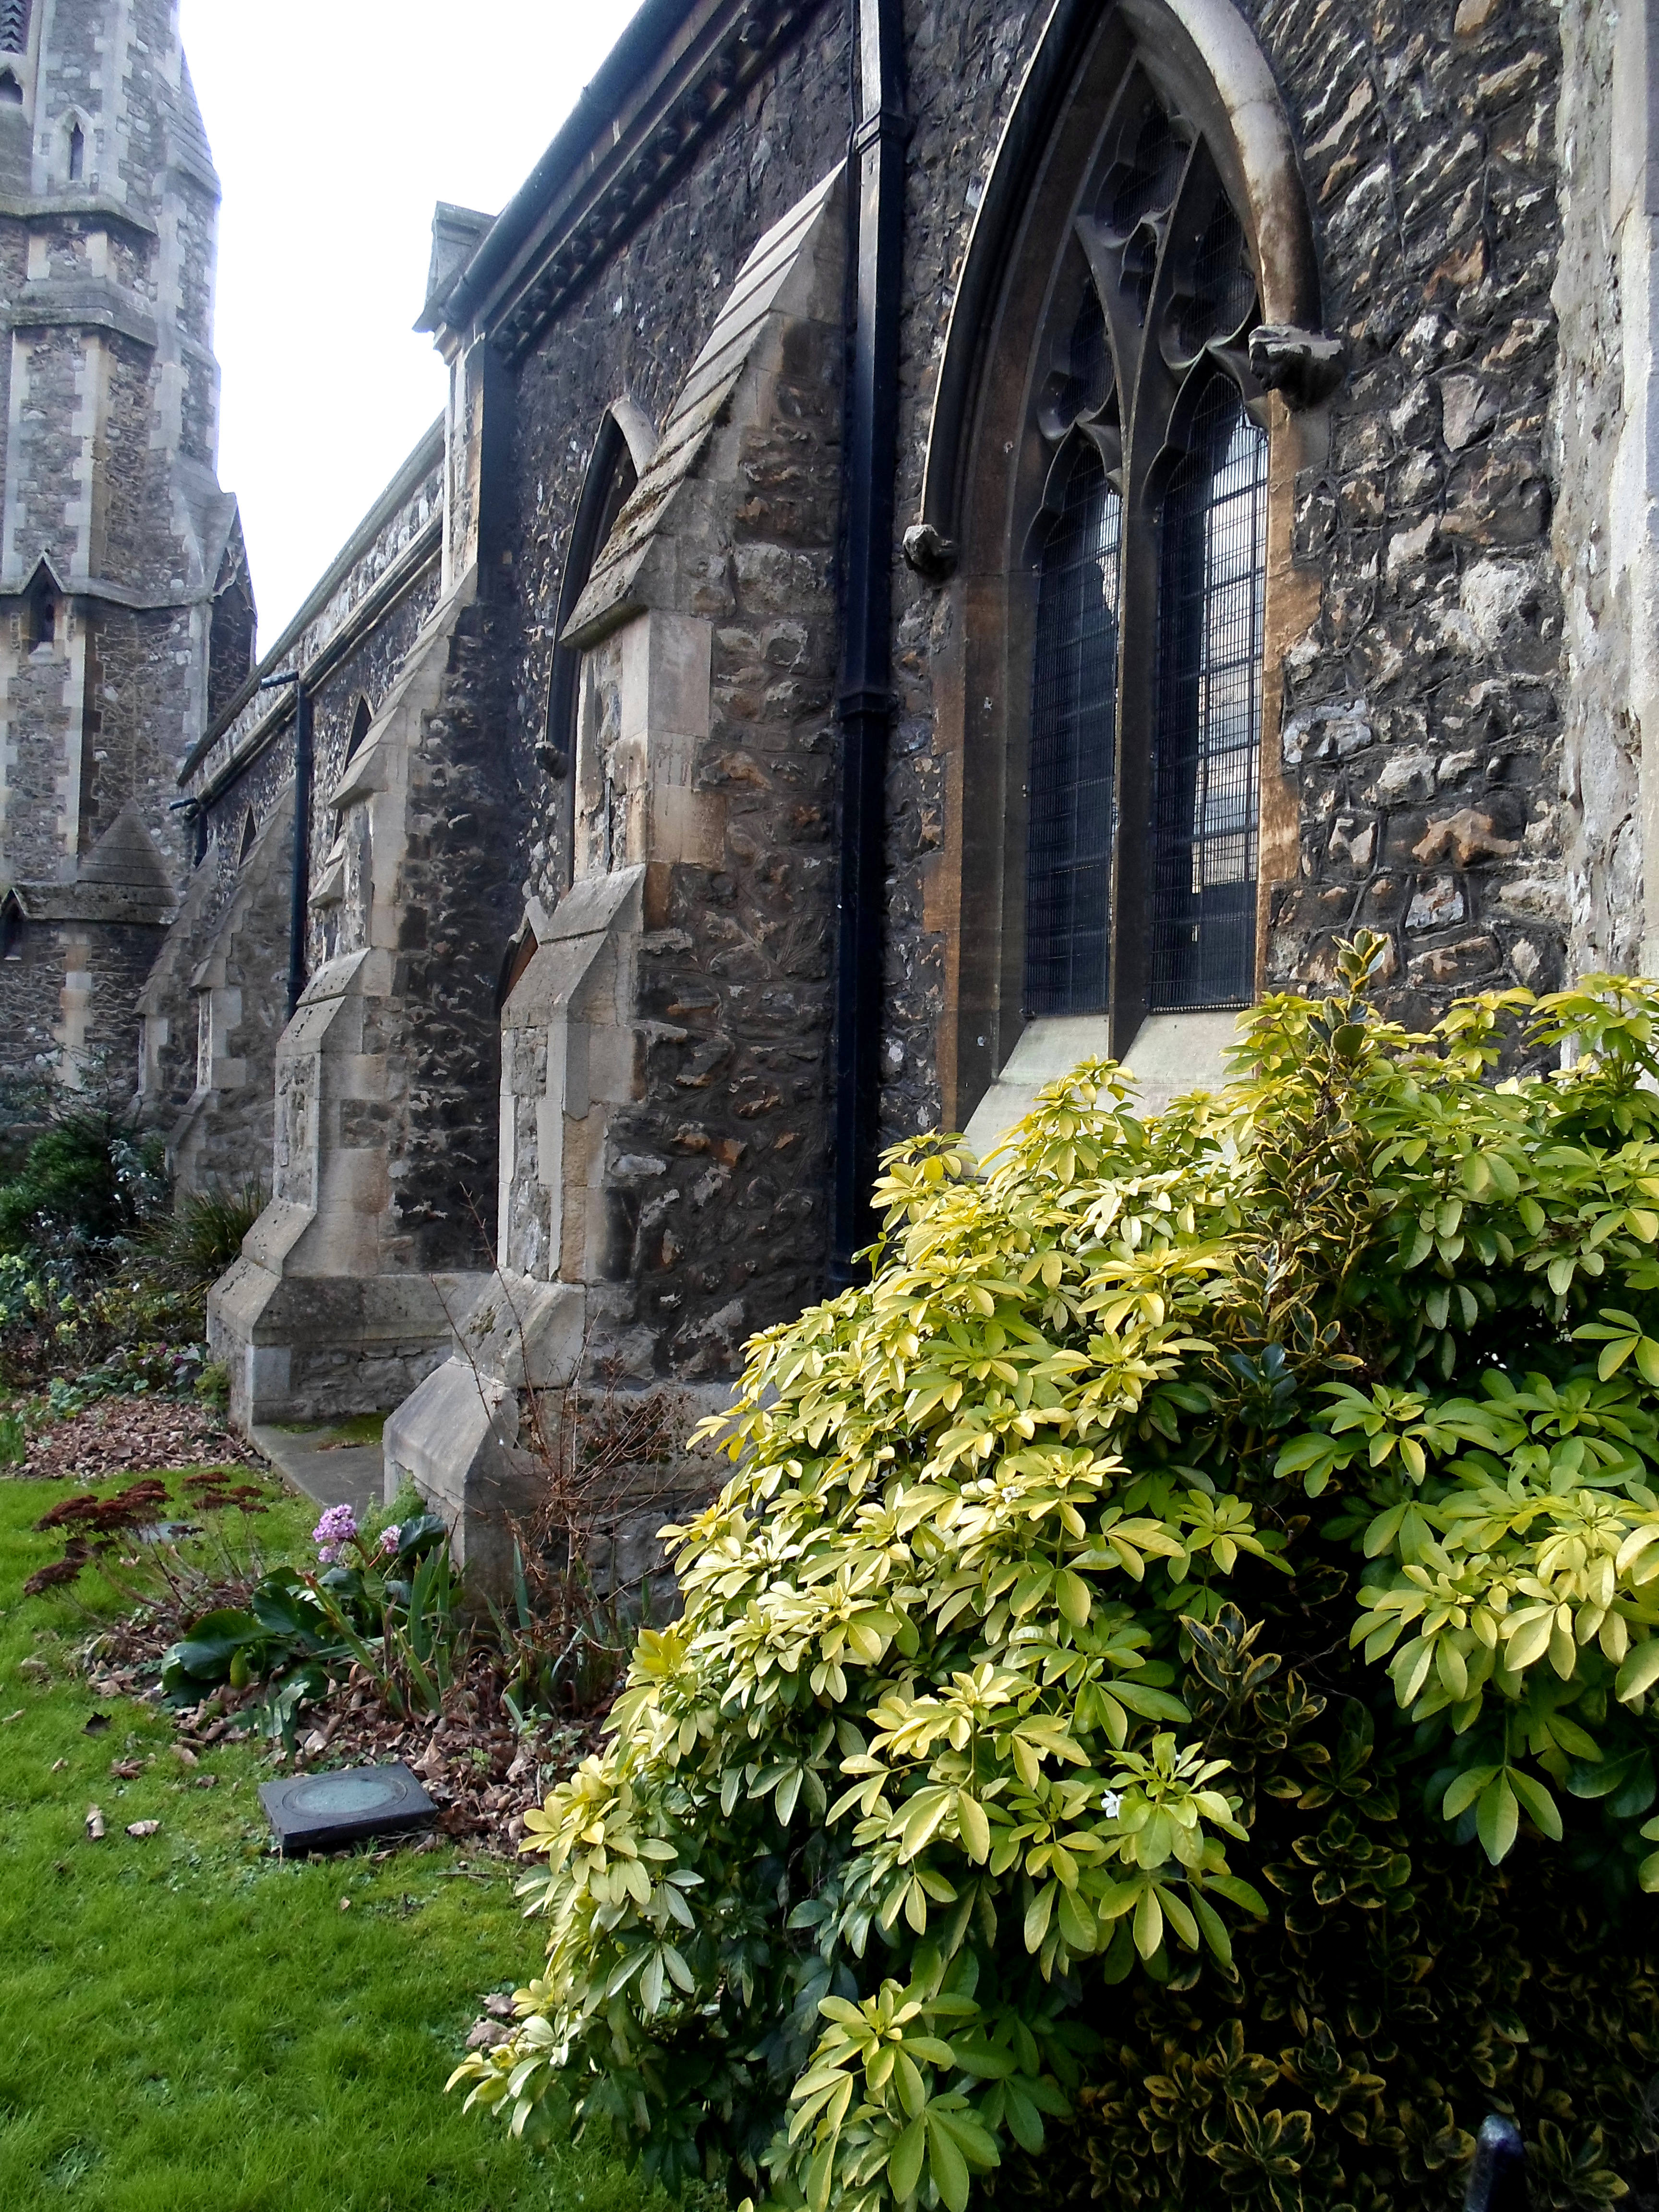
[
  {"xmin": 912, "ymin": 0, "xmax": 1339, "ymax": 1149},
  {"xmin": 913, "ymin": 0, "xmax": 1332, "ymax": 565}
]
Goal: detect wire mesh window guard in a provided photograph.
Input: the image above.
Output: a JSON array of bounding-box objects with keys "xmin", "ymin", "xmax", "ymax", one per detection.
[
  {"xmin": 1149, "ymin": 373, "xmax": 1268, "ymax": 1010},
  {"xmin": 0, "ymin": 1, "xmax": 28, "ymax": 56},
  {"xmin": 1025, "ymin": 442, "xmax": 1122, "ymax": 1016}
]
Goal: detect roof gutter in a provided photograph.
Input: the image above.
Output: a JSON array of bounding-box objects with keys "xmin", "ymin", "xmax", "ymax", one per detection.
[{"xmin": 431, "ymin": 0, "xmax": 695, "ymax": 337}]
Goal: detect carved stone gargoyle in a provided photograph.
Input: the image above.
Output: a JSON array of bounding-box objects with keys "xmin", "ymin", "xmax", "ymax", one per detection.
[
  {"xmin": 901, "ymin": 521, "xmax": 959, "ymax": 582},
  {"xmin": 1248, "ymin": 324, "xmax": 1345, "ymax": 409}
]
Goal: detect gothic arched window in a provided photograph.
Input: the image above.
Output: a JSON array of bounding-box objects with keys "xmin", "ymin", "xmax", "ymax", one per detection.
[{"xmin": 1023, "ymin": 75, "xmax": 1267, "ymax": 1023}]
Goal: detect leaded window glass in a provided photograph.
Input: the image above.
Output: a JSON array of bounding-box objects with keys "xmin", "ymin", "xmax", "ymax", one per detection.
[
  {"xmin": 1151, "ymin": 374, "xmax": 1267, "ymax": 1008},
  {"xmin": 1026, "ymin": 439, "xmax": 1121, "ymax": 1016}
]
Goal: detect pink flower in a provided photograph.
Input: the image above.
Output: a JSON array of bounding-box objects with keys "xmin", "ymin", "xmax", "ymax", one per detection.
[
  {"xmin": 379, "ymin": 1525, "xmax": 400, "ymax": 1555},
  {"xmin": 312, "ymin": 1504, "xmax": 357, "ymax": 1560}
]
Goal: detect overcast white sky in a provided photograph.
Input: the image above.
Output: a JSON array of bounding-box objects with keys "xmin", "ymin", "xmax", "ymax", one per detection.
[{"xmin": 178, "ymin": 0, "xmax": 644, "ymax": 646}]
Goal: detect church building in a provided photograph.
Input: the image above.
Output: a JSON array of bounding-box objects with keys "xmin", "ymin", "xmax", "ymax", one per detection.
[{"xmin": 12, "ymin": 0, "xmax": 1645, "ymax": 1576}]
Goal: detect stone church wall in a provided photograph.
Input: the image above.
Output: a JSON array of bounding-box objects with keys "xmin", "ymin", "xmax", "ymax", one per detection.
[
  {"xmin": 375, "ymin": 590, "xmax": 522, "ymax": 1270},
  {"xmin": 494, "ymin": 4, "xmax": 852, "ymax": 1382}
]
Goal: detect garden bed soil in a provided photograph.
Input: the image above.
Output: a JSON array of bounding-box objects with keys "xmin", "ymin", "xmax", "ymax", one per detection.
[
  {"xmin": 20, "ymin": 1396, "xmax": 262, "ymax": 1480},
  {"xmin": 85, "ymin": 1610, "xmax": 583, "ymax": 1857}
]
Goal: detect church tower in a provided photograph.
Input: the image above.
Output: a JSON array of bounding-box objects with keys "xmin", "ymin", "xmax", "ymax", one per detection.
[{"xmin": 0, "ymin": 0, "xmax": 248, "ymax": 1091}]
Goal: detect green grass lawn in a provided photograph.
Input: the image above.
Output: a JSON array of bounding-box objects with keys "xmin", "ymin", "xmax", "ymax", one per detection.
[{"xmin": 0, "ymin": 1469, "xmax": 650, "ymax": 2212}]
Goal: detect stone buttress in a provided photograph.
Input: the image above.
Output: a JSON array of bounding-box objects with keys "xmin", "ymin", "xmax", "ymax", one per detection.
[{"xmin": 383, "ymin": 168, "xmax": 845, "ymax": 1588}]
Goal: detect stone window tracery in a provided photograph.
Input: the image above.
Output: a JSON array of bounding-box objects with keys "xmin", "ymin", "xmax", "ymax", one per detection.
[{"xmin": 1024, "ymin": 67, "xmax": 1268, "ymax": 1022}]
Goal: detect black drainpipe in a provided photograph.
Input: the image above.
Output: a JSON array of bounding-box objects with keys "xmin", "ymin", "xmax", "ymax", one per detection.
[
  {"xmin": 829, "ymin": 0, "xmax": 906, "ymax": 1289},
  {"xmin": 259, "ymin": 667, "xmax": 313, "ymax": 1018}
]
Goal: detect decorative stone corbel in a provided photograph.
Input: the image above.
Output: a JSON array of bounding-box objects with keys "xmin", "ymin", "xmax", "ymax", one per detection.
[
  {"xmin": 901, "ymin": 521, "xmax": 959, "ymax": 582},
  {"xmin": 1247, "ymin": 325, "xmax": 1345, "ymax": 409}
]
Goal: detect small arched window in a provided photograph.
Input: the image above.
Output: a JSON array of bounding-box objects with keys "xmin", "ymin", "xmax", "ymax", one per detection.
[
  {"xmin": 238, "ymin": 807, "xmax": 257, "ymax": 863},
  {"xmin": 1151, "ymin": 371, "xmax": 1267, "ymax": 1009},
  {"xmin": 1, "ymin": 895, "xmax": 24, "ymax": 962},
  {"xmin": 0, "ymin": 72, "xmax": 23, "ymax": 107},
  {"xmin": 27, "ymin": 571, "xmax": 55, "ymax": 648},
  {"xmin": 345, "ymin": 696, "xmax": 373, "ymax": 764},
  {"xmin": 66, "ymin": 118, "xmax": 83, "ymax": 181}
]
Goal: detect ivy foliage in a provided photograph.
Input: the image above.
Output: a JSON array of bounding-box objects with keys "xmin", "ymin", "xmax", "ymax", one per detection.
[{"xmin": 451, "ymin": 939, "xmax": 1659, "ymax": 2212}]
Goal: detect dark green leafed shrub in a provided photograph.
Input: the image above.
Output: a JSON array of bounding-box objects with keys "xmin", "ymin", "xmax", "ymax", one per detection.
[
  {"xmin": 450, "ymin": 942, "xmax": 1659, "ymax": 2212},
  {"xmin": 0, "ymin": 1112, "xmax": 163, "ymax": 1255}
]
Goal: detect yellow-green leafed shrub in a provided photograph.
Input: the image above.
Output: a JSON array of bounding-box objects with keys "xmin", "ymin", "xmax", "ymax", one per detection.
[{"xmin": 451, "ymin": 938, "xmax": 1659, "ymax": 2212}]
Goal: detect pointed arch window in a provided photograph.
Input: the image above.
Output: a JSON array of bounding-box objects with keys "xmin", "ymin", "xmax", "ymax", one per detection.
[
  {"xmin": 66, "ymin": 118, "xmax": 83, "ymax": 182},
  {"xmin": 1019, "ymin": 72, "xmax": 1270, "ymax": 1026},
  {"xmin": 27, "ymin": 567, "xmax": 55, "ymax": 648}
]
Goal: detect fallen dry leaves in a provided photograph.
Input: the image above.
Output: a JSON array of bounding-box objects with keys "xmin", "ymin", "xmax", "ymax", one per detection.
[{"xmin": 21, "ymin": 1398, "xmax": 262, "ymax": 1482}]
